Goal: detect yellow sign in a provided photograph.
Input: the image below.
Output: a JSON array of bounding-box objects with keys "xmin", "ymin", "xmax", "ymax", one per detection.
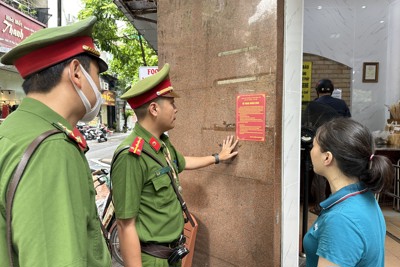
[
  {"xmin": 302, "ymin": 62, "xmax": 312, "ymax": 102},
  {"xmin": 101, "ymin": 91, "xmax": 116, "ymax": 106}
]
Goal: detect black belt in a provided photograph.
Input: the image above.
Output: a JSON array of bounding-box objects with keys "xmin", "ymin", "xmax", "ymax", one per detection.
[
  {"xmin": 140, "ymin": 236, "xmax": 185, "ymax": 259},
  {"xmin": 140, "ymin": 242, "xmax": 174, "ymax": 259}
]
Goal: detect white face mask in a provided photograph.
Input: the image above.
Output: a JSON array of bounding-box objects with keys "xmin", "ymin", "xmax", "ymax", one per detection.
[{"xmin": 70, "ymin": 64, "xmax": 104, "ymax": 122}]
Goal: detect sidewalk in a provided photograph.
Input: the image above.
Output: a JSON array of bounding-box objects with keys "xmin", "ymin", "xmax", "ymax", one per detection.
[{"xmin": 105, "ymin": 130, "xmax": 132, "ymax": 140}]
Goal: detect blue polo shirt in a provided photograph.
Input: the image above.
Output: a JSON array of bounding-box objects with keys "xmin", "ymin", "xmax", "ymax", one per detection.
[{"xmin": 303, "ymin": 182, "xmax": 385, "ymax": 267}]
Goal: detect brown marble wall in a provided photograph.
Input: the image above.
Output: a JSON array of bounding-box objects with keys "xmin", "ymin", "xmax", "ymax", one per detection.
[{"xmin": 158, "ymin": 1, "xmax": 283, "ymax": 266}]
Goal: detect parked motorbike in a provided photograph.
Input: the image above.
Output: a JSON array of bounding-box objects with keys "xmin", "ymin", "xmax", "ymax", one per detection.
[
  {"xmin": 96, "ymin": 124, "xmax": 110, "ymax": 143},
  {"xmin": 99, "ymin": 124, "xmax": 110, "ymax": 135},
  {"xmin": 86, "ymin": 127, "xmax": 97, "ymax": 141},
  {"xmin": 77, "ymin": 123, "xmax": 110, "ymax": 142},
  {"xmin": 93, "ymin": 169, "xmax": 124, "ymax": 265},
  {"xmin": 77, "ymin": 124, "xmax": 95, "ymax": 140},
  {"xmin": 96, "ymin": 128, "xmax": 108, "ymax": 143},
  {"xmin": 77, "ymin": 124, "xmax": 88, "ymax": 138}
]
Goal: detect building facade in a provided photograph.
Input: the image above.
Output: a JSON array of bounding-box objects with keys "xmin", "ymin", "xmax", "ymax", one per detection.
[
  {"xmin": 0, "ymin": 0, "xmax": 117, "ymax": 130},
  {"xmin": 0, "ymin": 0, "xmax": 47, "ymax": 120}
]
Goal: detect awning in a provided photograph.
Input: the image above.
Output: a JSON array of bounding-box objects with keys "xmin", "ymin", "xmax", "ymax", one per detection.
[{"xmin": 113, "ymin": 0, "xmax": 158, "ymax": 53}]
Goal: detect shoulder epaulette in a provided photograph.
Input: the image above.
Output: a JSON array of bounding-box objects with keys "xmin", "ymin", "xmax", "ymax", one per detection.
[
  {"xmin": 53, "ymin": 122, "xmax": 88, "ymax": 152},
  {"xmin": 129, "ymin": 136, "xmax": 144, "ymax": 156}
]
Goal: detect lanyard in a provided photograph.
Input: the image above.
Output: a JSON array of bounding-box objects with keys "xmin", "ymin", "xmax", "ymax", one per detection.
[{"xmin": 162, "ymin": 141, "xmax": 183, "ymax": 194}]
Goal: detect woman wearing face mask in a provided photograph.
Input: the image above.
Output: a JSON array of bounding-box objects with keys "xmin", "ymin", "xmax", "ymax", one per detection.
[
  {"xmin": 303, "ymin": 117, "xmax": 393, "ymax": 267},
  {"xmin": 0, "ymin": 17, "xmax": 112, "ymax": 266}
]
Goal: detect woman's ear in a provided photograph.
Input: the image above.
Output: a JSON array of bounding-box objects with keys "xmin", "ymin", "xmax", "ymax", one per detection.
[{"xmin": 324, "ymin": 151, "xmax": 333, "ymax": 165}]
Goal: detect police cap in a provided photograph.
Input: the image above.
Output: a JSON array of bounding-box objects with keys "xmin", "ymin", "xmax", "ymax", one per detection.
[
  {"xmin": 0, "ymin": 16, "xmax": 108, "ymax": 78},
  {"xmin": 122, "ymin": 63, "xmax": 180, "ymax": 109}
]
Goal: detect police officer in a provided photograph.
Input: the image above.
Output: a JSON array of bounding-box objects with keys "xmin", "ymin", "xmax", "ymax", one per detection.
[
  {"xmin": 111, "ymin": 63, "xmax": 239, "ymax": 267},
  {"xmin": 0, "ymin": 17, "xmax": 111, "ymax": 266}
]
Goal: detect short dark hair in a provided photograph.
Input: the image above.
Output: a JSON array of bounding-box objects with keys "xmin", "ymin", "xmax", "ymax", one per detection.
[
  {"xmin": 21, "ymin": 54, "xmax": 92, "ymax": 94},
  {"xmin": 315, "ymin": 117, "xmax": 393, "ymax": 192},
  {"xmin": 316, "ymin": 79, "xmax": 334, "ymax": 94},
  {"xmin": 133, "ymin": 97, "xmax": 165, "ymax": 121}
]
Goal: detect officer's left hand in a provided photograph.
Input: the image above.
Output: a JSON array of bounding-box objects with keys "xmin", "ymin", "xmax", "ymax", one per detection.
[{"xmin": 219, "ymin": 135, "xmax": 239, "ymax": 161}]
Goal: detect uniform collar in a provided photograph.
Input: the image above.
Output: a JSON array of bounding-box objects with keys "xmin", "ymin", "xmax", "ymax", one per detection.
[
  {"xmin": 19, "ymin": 97, "xmax": 87, "ymax": 152},
  {"xmin": 134, "ymin": 122, "xmax": 169, "ymax": 153},
  {"xmin": 18, "ymin": 97, "xmax": 72, "ymax": 128},
  {"xmin": 320, "ymin": 182, "xmax": 368, "ymax": 210}
]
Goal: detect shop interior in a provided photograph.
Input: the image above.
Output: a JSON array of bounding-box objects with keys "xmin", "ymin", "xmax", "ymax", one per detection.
[
  {"xmin": 300, "ymin": 0, "xmax": 400, "ymax": 265},
  {"xmin": 0, "ymin": 66, "xmax": 24, "ymax": 123},
  {"xmin": 0, "ymin": 89, "xmax": 19, "ymax": 121}
]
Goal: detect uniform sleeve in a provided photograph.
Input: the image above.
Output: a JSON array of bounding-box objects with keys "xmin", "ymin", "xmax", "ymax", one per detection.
[
  {"xmin": 317, "ymin": 213, "xmax": 364, "ymax": 267},
  {"xmin": 11, "ymin": 138, "xmax": 110, "ymax": 267},
  {"xmin": 111, "ymin": 151, "xmax": 145, "ymax": 219}
]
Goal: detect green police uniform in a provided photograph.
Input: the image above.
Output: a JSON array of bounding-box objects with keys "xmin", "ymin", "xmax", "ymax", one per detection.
[
  {"xmin": 112, "ymin": 63, "xmax": 187, "ymax": 266},
  {"xmin": 0, "ymin": 16, "xmax": 110, "ymax": 266},
  {"xmin": 0, "ymin": 98, "xmax": 111, "ymax": 267},
  {"xmin": 112, "ymin": 123, "xmax": 185, "ymax": 266}
]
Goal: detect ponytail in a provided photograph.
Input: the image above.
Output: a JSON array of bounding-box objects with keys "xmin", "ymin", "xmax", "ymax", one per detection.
[{"xmin": 366, "ymin": 155, "xmax": 394, "ymax": 192}]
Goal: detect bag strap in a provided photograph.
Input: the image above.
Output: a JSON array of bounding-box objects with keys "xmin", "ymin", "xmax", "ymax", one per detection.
[
  {"xmin": 6, "ymin": 129, "xmax": 61, "ymax": 267},
  {"xmin": 111, "ymin": 146, "xmax": 195, "ymax": 227}
]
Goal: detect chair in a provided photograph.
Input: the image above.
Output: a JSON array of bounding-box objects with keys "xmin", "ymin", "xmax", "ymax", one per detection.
[
  {"xmin": 182, "ymin": 214, "xmax": 198, "ymax": 267},
  {"xmin": 391, "ymin": 162, "xmax": 400, "ymax": 211},
  {"xmin": 375, "ymin": 162, "xmax": 400, "ymax": 212}
]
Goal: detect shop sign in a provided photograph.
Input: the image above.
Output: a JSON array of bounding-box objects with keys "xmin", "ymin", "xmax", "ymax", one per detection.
[
  {"xmin": 302, "ymin": 61, "xmax": 312, "ymax": 102},
  {"xmin": 102, "ymin": 90, "xmax": 116, "ymax": 106},
  {"xmin": 139, "ymin": 66, "xmax": 158, "ymax": 80},
  {"xmin": 0, "ymin": 2, "xmax": 45, "ymax": 49}
]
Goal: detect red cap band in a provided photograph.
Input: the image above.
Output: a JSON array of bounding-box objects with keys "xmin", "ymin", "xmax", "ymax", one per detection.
[
  {"xmin": 127, "ymin": 79, "xmax": 173, "ymax": 109},
  {"xmin": 14, "ymin": 36, "xmax": 98, "ymax": 78}
]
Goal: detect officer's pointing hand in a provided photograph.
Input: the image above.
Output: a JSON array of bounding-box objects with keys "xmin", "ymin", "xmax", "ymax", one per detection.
[{"xmin": 218, "ymin": 135, "xmax": 239, "ymax": 161}]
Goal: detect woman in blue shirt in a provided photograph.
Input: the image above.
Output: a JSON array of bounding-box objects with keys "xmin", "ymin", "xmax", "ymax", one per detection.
[{"xmin": 303, "ymin": 118, "xmax": 393, "ymax": 267}]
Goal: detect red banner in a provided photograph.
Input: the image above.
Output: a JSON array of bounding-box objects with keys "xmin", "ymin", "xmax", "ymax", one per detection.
[
  {"xmin": 0, "ymin": 2, "xmax": 45, "ymax": 49},
  {"xmin": 236, "ymin": 94, "xmax": 266, "ymax": 142}
]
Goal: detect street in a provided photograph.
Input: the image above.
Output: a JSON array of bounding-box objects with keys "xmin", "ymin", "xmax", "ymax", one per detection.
[
  {"xmin": 85, "ymin": 131, "xmax": 131, "ymax": 267},
  {"xmin": 85, "ymin": 131, "xmax": 131, "ymax": 171}
]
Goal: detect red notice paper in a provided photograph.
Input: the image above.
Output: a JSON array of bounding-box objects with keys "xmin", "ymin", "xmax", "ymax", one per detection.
[{"xmin": 236, "ymin": 94, "xmax": 266, "ymax": 141}]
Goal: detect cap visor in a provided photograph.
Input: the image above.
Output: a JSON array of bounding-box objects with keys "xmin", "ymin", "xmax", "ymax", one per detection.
[
  {"xmin": 97, "ymin": 58, "xmax": 108, "ymax": 73},
  {"xmin": 163, "ymin": 91, "xmax": 180, "ymax": 98}
]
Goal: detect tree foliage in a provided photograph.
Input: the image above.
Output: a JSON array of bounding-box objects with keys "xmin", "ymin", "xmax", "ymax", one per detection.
[{"xmin": 78, "ymin": 0, "xmax": 158, "ymax": 91}]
